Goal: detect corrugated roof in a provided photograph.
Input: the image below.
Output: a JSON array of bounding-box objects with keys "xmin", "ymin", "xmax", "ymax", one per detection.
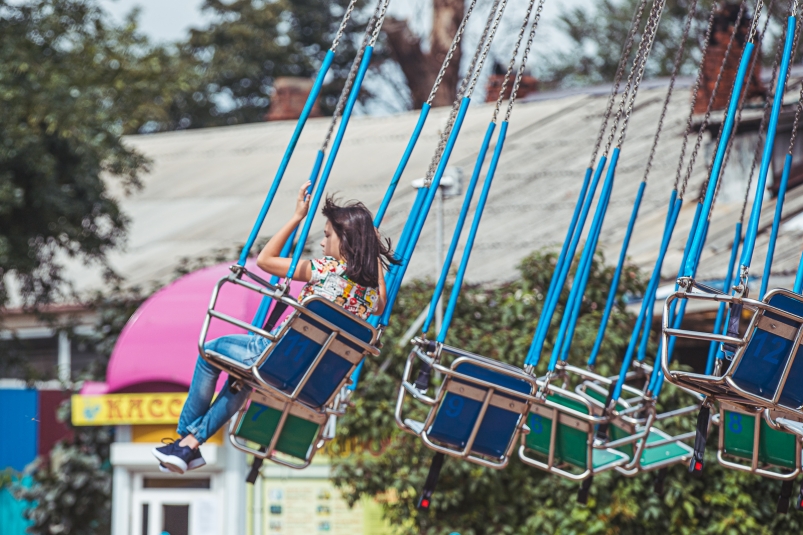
[{"xmin": 60, "ymin": 73, "xmax": 803, "ymax": 300}]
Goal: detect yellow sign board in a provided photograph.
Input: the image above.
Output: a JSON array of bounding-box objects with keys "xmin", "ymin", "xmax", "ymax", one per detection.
[{"xmin": 72, "ymin": 393, "xmax": 187, "ymax": 426}]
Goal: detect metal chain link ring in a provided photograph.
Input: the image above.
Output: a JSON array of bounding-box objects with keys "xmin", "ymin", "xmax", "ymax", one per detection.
[
  {"xmin": 504, "ymin": 0, "xmax": 546, "ymax": 122},
  {"xmin": 426, "ymin": 0, "xmax": 480, "ymax": 106},
  {"xmin": 467, "ymin": 0, "xmax": 510, "ymax": 96},
  {"xmin": 589, "ymin": 0, "xmax": 651, "ymax": 168},
  {"xmin": 679, "ymin": 0, "xmax": 747, "ymax": 199},
  {"xmin": 321, "ymin": 0, "xmax": 383, "ymax": 151},
  {"xmin": 674, "ymin": 3, "xmax": 718, "ymax": 191},
  {"xmin": 737, "ymin": 0, "xmax": 790, "ymax": 221},
  {"xmin": 330, "ymin": 0, "xmax": 359, "ymax": 52},
  {"xmin": 641, "ymin": 0, "xmax": 700, "ymax": 184},
  {"xmin": 369, "ymin": 0, "xmax": 392, "ymax": 46},
  {"xmin": 492, "ymin": 0, "xmax": 537, "ymax": 123},
  {"xmin": 424, "ymin": 0, "xmax": 505, "ymax": 185}
]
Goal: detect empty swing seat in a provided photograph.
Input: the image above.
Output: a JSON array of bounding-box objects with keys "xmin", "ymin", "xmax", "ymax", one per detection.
[
  {"xmin": 230, "ymin": 390, "xmax": 329, "ymax": 469},
  {"xmin": 399, "ymin": 345, "xmax": 535, "ymax": 467},
  {"xmin": 519, "ymin": 388, "xmax": 629, "ymax": 478},
  {"xmin": 663, "ymin": 288, "xmax": 803, "ymax": 414},
  {"xmin": 717, "ymin": 402, "xmax": 801, "ymax": 479},
  {"xmin": 252, "ymin": 296, "xmax": 378, "ymax": 410}
]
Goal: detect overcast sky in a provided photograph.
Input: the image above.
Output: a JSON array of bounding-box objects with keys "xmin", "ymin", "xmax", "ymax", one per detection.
[{"xmin": 100, "ymin": 0, "xmax": 588, "ymax": 47}]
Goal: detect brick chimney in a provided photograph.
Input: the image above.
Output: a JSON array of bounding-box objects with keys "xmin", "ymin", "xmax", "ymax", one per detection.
[
  {"xmin": 695, "ymin": 3, "xmax": 765, "ymax": 114},
  {"xmin": 485, "ymin": 62, "xmax": 538, "ymax": 103},
  {"xmin": 265, "ymin": 77, "xmax": 323, "ymax": 122}
]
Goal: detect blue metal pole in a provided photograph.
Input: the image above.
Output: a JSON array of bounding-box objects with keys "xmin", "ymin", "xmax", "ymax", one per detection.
[
  {"xmin": 740, "ymin": 18, "xmax": 795, "ymax": 272},
  {"xmin": 422, "ymin": 122, "xmax": 495, "ymax": 334},
  {"xmin": 610, "ymin": 196, "xmax": 682, "ymax": 400},
  {"xmin": 759, "ymin": 153, "xmax": 792, "ymax": 299},
  {"xmin": 684, "ymin": 42, "xmax": 755, "ymax": 277},
  {"xmin": 288, "ymin": 47, "xmax": 375, "ymax": 279},
  {"xmin": 706, "ymin": 222, "xmax": 742, "ymax": 373},
  {"xmin": 374, "ymin": 105, "xmax": 432, "ymax": 227},
  {"xmin": 796, "ymin": 251, "xmax": 803, "ymax": 294},
  {"xmin": 525, "ymin": 156, "xmax": 608, "ymax": 367},
  {"xmin": 586, "ymin": 181, "xmax": 646, "ymax": 365},
  {"xmin": 237, "ymin": 50, "xmax": 336, "ymax": 266},
  {"xmin": 549, "ymin": 148, "xmax": 619, "ymax": 370},
  {"xmin": 437, "ymin": 122, "xmax": 509, "ymax": 342},
  {"xmin": 379, "ymin": 97, "xmax": 473, "ymax": 326}
]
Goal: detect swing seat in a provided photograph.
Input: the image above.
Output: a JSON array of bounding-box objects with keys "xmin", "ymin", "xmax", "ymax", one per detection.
[
  {"xmin": 717, "ymin": 402, "xmax": 802, "ymax": 479},
  {"xmin": 396, "ymin": 344, "xmax": 535, "ymax": 468},
  {"xmin": 252, "ymin": 296, "xmax": 378, "ymax": 410},
  {"xmin": 229, "ymin": 390, "xmax": 329, "ymax": 470},
  {"xmin": 518, "ymin": 387, "xmax": 629, "ymax": 479},
  {"xmin": 663, "ymin": 288, "xmax": 803, "ymax": 416}
]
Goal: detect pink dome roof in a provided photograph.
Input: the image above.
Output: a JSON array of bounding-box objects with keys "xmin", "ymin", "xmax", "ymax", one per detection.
[{"xmin": 82, "ymin": 261, "xmax": 305, "ymax": 394}]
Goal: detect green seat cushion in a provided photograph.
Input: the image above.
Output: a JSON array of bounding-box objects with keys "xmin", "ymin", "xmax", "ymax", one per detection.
[{"xmin": 235, "ymin": 402, "xmax": 319, "ymax": 461}]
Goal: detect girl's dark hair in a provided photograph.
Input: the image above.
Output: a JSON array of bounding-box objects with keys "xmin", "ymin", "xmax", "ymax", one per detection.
[{"xmin": 321, "ymin": 195, "xmax": 399, "ymax": 287}]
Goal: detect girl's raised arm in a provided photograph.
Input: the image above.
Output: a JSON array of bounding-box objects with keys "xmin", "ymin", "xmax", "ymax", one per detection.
[{"xmin": 256, "ymin": 181, "xmax": 313, "ymax": 282}]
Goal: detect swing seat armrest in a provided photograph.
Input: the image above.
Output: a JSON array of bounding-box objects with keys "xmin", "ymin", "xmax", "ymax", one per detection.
[
  {"xmin": 664, "ymin": 328, "xmax": 743, "ymax": 346},
  {"xmin": 402, "ymin": 381, "xmax": 439, "ymax": 405}
]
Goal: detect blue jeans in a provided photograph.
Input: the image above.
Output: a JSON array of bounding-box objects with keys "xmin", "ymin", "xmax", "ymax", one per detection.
[{"xmin": 177, "ymin": 334, "xmax": 271, "ymax": 443}]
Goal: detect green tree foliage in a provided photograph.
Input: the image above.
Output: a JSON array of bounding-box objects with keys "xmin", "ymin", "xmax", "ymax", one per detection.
[
  {"xmin": 16, "ymin": 402, "xmax": 114, "ymax": 535},
  {"xmin": 0, "ymin": 0, "xmax": 161, "ymax": 309},
  {"xmin": 330, "ymin": 250, "xmax": 803, "ymax": 534},
  {"xmin": 170, "ymin": 0, "xmax": 372, "ymax": 128}
]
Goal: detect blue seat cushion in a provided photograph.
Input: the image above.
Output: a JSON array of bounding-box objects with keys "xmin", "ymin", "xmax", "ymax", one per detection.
[
  {"xmin": 731, "ymin": 293, "xmax": 803, "ymax": 405},
  {"xmin": 428, "ymin": 361, "xmax": 532, "ymax": 459},
  {"xmin": 257, "ymin": 298, "xmax": 373, "ymax": 408}
]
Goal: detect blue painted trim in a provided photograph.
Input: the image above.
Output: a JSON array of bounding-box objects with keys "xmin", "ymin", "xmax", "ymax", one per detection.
[
  {"xmin": 549, "ymin": 148, "xmax": 619, "ymax": 370},
  {"xmin": 374, "ymin": 104, "xmax": 432, "ymax": 227},
  {"xmin": 423, "ymin": 122, "xmax": 496, "ymax": 334},
  {"xmin": 741, "ymin": 19, "xmax": 795, "ymax": 272},
  {"xmin": 379, "ymin": 97, "xmax": 473, "ymax": 325},
  {"xmin": 706, "ymin": 222, "xmax": 741, "ymax": 372},
  {"xmin": 684, "ymin": 42, "xmax": 755, "ymax": 277},
  {"xmin": 237, "ymin": 50, "xmax": 335, "ymax": 266},
  {"xmin": 587, "ymin": 181, "xmax": 646, "ymax": 366},
  {"xmin": 760, "ymin": 153, "xmax": 792, "ymax": 298},
  {"xmin": 437, "ymin": 122, "xmax": 509, "ymax": 342},
  {"xmin": 288, "ymin": 47, "xmax": 375, "ymax": 279},
  {"xmin": 525, "ymin": 156, "xmax": 608, "ymax": 367}
]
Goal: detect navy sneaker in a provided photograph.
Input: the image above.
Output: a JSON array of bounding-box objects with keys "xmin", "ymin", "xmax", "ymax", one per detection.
[{"xmin": 152, "ymin": 439, "xmax": 205, "ymax": 474}]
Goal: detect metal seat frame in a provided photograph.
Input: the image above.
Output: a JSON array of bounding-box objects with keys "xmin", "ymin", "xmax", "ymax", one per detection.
[
  {"xmin": 715, "ymin": 401, "xmax": 803, "ymax": 480},
  {"xmin": 199, "ymin": 265, "xmax": 380, "ymax": 412},
  {"xmin": 228, "ymin": 388, "xmax": 340, "ymax": 470},
  {"xmin": 661, "ymin": 281, "xmax": 803, "ymax": 417},
  {"xmin": 395, "ymin": 338, "xmax": 537, "ymax": 469}
]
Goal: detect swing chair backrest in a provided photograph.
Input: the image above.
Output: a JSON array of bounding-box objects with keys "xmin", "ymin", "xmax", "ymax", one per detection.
[
  {"xmin": 254, "ymin": 295, "xmax": 378, "ymax": 409},
  {"xmin": 719, "ymin": 402, "xmax": 799, "ymax": 475},
  {"xmin": 426, "ymin": 350, "xmax": 534, "ymax": 460},
  {"xmin": 729, "ymin": 289, "xmax": 803, "ymax": 410}
]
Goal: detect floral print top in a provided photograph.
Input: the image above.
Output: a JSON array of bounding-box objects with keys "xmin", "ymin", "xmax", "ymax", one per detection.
[{"xmin": 296, "ymin": 256, "xmax": 379, "ymax": 320}]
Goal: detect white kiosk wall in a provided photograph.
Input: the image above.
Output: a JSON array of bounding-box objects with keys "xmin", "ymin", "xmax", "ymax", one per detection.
[{"xmin": 111, "ymin": 426, "xmax": 246, "ymax": 535}]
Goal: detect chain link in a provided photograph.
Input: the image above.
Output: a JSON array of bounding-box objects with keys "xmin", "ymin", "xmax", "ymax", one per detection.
[
  {"xmin": 504, "ymin": 0, "xmax": 546, "ymax": 122},
  {"xmin": 679, "ymin": 0, "xmax": 747, "ymax": 199},
  {"xmin": 589, "ymin": 0, "xmax": 651, "ymax": 168},
  {"xmin": 369, "ymin": 0, "xmax": 392, "ymax": 46},
  {"xmin": 467, "ymin": 0, "xmax": 510, "ymax": 96},
  {"xmin": 330, "ymin": 0, "xmax": 359, "ymax": 52},
  {"xmin": 717, "ymin": 0, "xmax": 775, "ymax": 194},
  {"xmin": 641, "ymin": 0, "xmax": 699, "ymax": 185},
  {"xmin": 788, "ymin": 81, "xmax": 803, "ymax": 154},
  {"xmin": 427, "ymin": 0, "xmax": 480, "ymax": 106},
  {"xmin": 321, "ymin": 0, "xmax": 383, "ymax": 152},
  {"xmin": 615, "ymin": 0, "xmax": 668, "ymax": 149},
  {"xmin": 492, "ymin": 0, "xmax": 537, "ymax": 123},
  {"xmin": 748, "ymin": 0, "xmax": 766, "ymax": 42},
  {"xmin": 424, "ymin": 0, "xmax": 504, "ymax": 185},
  {"xmin": 674, "ymin": 3, "xmax": 718, "ymax": 191},
  {"xmin": 738, "ymin": 0, "xmax": 795, "ymax": 221}
]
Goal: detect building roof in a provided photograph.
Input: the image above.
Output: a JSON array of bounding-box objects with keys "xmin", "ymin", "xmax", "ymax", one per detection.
[{"xmin": 62, "ymin": 72, "xmax": 803, "ymax": 302}]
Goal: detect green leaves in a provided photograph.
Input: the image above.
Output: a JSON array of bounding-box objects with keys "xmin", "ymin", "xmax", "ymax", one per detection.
[{"xmin": 330, "ymin": 249, "xmax": 803, "ymax": 534}]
